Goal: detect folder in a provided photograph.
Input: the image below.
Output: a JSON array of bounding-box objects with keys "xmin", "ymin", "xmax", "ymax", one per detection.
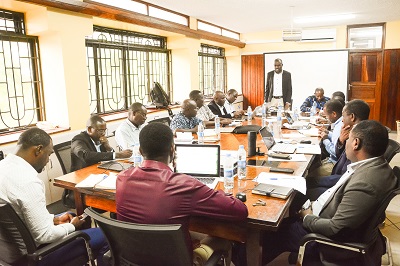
[{"xmin": 252, "ymin": 183, "xmax": 293, "ymax": 199}]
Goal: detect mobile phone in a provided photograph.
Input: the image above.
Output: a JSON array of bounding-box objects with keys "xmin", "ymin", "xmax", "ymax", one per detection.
[
  {"xmin": 268, "ymin": 153, "xmax": 291, "ymax": 160},
  {"xmin": 269, "ymin": 167, "xmax": 294, "ymax": 174}
]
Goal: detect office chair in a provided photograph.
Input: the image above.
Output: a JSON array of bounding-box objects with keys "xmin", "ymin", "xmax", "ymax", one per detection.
[
  {"xmin": 149, "ymin": 116, "xmax": 171, "ymax": 126},
  {"xmin": 53, "ymin": 141, "xmax": 75, "ymax": 209},
  {"xmin": 296, "ymin": 167, "xmax": 400, "ymax": 265},
  {"xmin": 0, "ymin": 203, "xmax": 94, "ymax": 266},
  {"xmin": 384, "ymin": 139, "xmax": 400, "ymax": 163},
  {"xmin": 84, "ymin": 207, "xmax": 226, "ymax": 266}
]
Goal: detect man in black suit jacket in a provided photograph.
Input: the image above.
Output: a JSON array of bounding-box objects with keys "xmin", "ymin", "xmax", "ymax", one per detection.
[
  {"xmin": 208, "ymin": 91, "xmax": 232, "ymax": 118},
  {"xmin": 71, "ymin": 115, "xmax": 132, "ymax": 171},
  {"xmin": 262, "ymin": 120, "xmax": 396, "ymax": 265},
  {"xmin": 265, "ymin": 58, "xmax": 292, "ymax": 110}
]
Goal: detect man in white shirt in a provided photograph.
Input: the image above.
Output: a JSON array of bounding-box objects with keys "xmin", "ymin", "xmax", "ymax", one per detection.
[
  {"xmin": 0, "ymin": 128, "xmax": 108, "ymax": 265},
  {"xmin": 115, "ymin": 102, "xmax": 147, "ymax": 149},
  {"xmin": 224, "ymin": 89, "xmax": 245, "ymax": 118},
  {"xmin": 262, "ymin": 120, "xmax": 396, "ymax": 265}
]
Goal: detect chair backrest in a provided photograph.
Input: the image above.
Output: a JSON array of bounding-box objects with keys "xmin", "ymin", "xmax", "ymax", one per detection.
[
  {"xmin": 149, "ymin": 116, "xmax": 171, "ymax": 126},
  {"xmin": 84, "ymin": 208, "xmax": 192, "ymax": 266},
  {"xmin": 384, "ymin": 139, "xmax": 400, "ymax": 163},
  {"xmin": 53, "ymin": 141, "xmax": 72, "ymax": 175},
  {"xmin": 0, "ymin": 203, "xmax": 38, "ymax": 264}
]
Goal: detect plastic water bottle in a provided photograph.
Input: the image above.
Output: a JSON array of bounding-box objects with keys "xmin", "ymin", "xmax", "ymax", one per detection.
[
  {"xmin": 267, "ymin": 121, "xmax": 274, "ymax": 134},
  {"xmin": 277, "ymin": 105, "xmax": 283, "ymax": 131},
  {"xmin": 310, "ymin": 101, "xmax": 317, "ymax": 117},
  {"xmin": 214, "ymin": 115, "xmax": 220, "ymax": 140},
  {"xmin": 224, "ymin": 153, "xmax": 234, "ymax": 190},
  {"xmin": 133, "ymin": 144, "xmax": 142, "ymax": 167},
  {"xmin": 237, "ymin": 145, "xmax": 247, "ymax": 180},
  {"xmin": 197, "ymin": 122, "xmax": 205, "ymax": 144},
  {"xmin": 262, "ymin": 102, "xmax": 267, "ymax": 119},
  {"xmin": 247, "ymin": 106, "xmax": 253, "ymax": 122},
  {"xmin": 293, "ymin": 107, "xmax": 299, "ymax": 121}
]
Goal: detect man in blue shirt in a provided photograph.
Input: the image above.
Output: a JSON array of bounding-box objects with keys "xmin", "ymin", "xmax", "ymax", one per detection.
[
  {"xmin": 300, "ymin": 88, "xmax": 330, "ymax": 113},
  {"xmin": 170, "ymin": 99, "xmax": 202, "ymax": 134}
]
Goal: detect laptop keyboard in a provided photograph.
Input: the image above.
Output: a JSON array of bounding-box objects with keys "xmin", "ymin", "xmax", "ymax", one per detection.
[
  {"xmin": 270, "ymin": 143, "xmax": 296, "ymax": 154},
  {"xmin": 194, "ymin": 177, "xmax": 216, "ymax": 185}
]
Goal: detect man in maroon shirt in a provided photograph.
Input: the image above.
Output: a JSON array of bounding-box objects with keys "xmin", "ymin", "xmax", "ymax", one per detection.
[{"xmin": 116, "ymin": 122, "xmax": 248, "ymax": 265}]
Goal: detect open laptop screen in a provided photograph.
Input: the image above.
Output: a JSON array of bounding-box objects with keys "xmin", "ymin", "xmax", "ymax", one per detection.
[
  {"xmin": 259, "ymin": 126, "xmax": 276, "ymax": 150},
  {"xmin": 174, "ymin": 144, "xmax": 220, "ymax": 177}
]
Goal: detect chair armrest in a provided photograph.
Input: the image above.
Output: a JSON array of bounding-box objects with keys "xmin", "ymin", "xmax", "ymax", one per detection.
[
  {"xmin": 27, "ymin": 231, "xmax": 91, "ymax": 262},
  {"xmin": 204, "ymin": 250, "xmax": 224, "ymax": 266},
  {"xmin": 300, "ymin": 233, "xmax": 369, "ymax": 253}
]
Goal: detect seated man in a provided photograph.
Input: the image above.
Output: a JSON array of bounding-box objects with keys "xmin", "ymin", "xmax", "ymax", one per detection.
[
  {"xmin": 0, "ymin": 128, "xmax": 108, "ymax": 265},
  {"xmin": 170, "ymin": 99, "xmax": 202, "ymax": 134},
  {"xmin": 71, "ymin": 115, "xmax": 132, "ymax": 172},
  {"xmin": 115, "ymin": 102, "xmax": 147, "ymax": 149},
  {"xmin": 189, "ymin": 90, "xmax": 231, "ymax": 127},
  {"xmin": 224, "ymin": 89, "xmax": 245, "ymax": 118},
  {"xmin": 306, "ymin": 99, "xmax": 370, "ymax": 200},
  {"xmin": 116, "ymin": 123, "xmax": 248, "ymax": 265},
  {"xmin": 306, "ymin": 100, "xmax": 344, "ymax": 177},
  {"xmin": 263, "ymin": 120, "xmax": 396, "ymax": 265},
  {"xmin": 300, "ymin": 88, "xmax": 330, "ymax": 113},
  {"xmin": 208, "ymin": 91, "xmax": 232, "ymax": 118}
]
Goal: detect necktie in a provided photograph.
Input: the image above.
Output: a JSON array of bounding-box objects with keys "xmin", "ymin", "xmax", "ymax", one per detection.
[{"xmin": 222, "ymin": 106, "xmax": 228, "ymax": 115}]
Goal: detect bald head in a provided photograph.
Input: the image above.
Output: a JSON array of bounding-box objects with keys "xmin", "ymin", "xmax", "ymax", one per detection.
[
  {"xmin": 181, "ymin": 99, "xmax": 198, "ymax": 118},
  {"xmin": 213, "ymin": 91, "xmax": 226, "ymax": 106}
]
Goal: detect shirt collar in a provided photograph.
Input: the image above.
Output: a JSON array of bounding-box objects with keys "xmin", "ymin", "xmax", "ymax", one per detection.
[
  {"xmin": 141, "ymin": 160, "xmax": 172, "ymax": 171},
  {"xmin": 347, "ymin": 156, "xmax": 378, "ymax": 172}
]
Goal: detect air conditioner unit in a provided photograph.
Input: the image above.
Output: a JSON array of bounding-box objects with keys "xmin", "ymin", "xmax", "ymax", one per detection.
[
  {"xmin": 282, "ymin": 29, "xmax": 302, "ymax": 42},
  {"xmin": 301, "ymin": 29, "xmax": 336, "ymax": 42}
]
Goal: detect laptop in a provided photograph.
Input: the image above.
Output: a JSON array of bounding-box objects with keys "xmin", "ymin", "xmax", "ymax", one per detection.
[
  {"xmin": 283, "ymin": 112, "xmax": 308, "ymax": 130},
  {"xmin": 259, "ymin": 126, "xmax": 297, "ymax": 154},
  {"xmin": 98, "ymin": 161, "xmax": 133, "ymax": 172},
  {"xmin": 174, "ymin": 144, "xmax": 220, "ymax": 189}
]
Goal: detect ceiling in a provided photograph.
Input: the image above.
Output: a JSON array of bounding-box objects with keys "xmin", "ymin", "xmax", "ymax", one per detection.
[{"xmin": 145, "ymin": 0, "xmax": 400, "ymax": 34}]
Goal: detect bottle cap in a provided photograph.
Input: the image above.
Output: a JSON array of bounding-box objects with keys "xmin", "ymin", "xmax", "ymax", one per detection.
[{"xmin": 239, "ymin": 145, "xmax": 244, "ymax": 149}]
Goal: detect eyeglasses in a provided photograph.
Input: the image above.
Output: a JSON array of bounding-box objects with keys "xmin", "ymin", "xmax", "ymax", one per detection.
[{"xmin": 95, "ymin": 128, "xmax": 108, "ymax": 134}]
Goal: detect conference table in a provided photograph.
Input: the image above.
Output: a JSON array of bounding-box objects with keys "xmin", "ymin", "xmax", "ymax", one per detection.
[{"xmin": 54, "ymin": 117, "xmax": 316, "ymax": 266}]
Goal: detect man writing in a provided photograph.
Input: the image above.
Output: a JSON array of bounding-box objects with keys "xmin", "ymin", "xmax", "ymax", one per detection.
[
  {"xmin": 263, "ymin": 120, "xmax": 396, "ymax": 265},
  {"xmin": 115, "ymin": 102, "xmax": 147, "ymax": 149},
  {"xmin": 0, "ymin": 128, "xmax": 108, "ymax": 265},
  {"xmin": 71, "ymin": 115, "xmax": 132, "ymax": 171},
  {"xmin": 300, "ymin": 88, "xmax": 330, "ymax": 114},
  {"xmin": 265, "ymin": 58, "xmax": 292, "ymax": 110},
  {"xmin": 116, "ymin": 123, "xmax": 248, "ymax": 265},
  {"xmin": 224, "ymin": 89, "xmax": 245, "ymax": 118},
  {"xmin": 208, "ymin": 91, "xmax": 233, "ymax": 118},
  {"xmin": 169, "ymin": 99, "xmax": 202, "ymax": 134}
]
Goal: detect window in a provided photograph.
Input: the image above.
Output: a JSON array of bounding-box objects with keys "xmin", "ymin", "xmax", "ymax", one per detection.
[
  {"xmin": 0, "ymin": 9, "xmax": 44, "ymax": 133},
  {"xmin": 198, "ymin": 44, "xmax": 226, "ymax": 96},
  {"xmin": 86, "ymin": 26, "xmax": 171, "ymax": 114},
  {"xmin": 198, "ymin": 20, "xmax": 240, "ymax": 40},
  {"xmin": 347, "ymin": 23, "xmax": 385, "ymax": 49}
]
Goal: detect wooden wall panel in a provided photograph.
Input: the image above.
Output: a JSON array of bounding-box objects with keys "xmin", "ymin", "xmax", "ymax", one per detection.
[
  {"xmin": 382, "ymin": 49, "xmax": 400, "ymax": 130},
  {"xmin": 241, "ymin": 54, "xmax": 264, "ymax": 110}
]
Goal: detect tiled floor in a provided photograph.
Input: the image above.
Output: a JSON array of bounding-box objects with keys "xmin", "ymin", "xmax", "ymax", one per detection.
[{"xmin": 268, "ymin": 132, "xmax": 400, "ymax": 265}]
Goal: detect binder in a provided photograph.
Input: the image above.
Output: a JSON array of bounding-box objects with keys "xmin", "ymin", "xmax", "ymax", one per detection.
[{"xmin": 252, "ymin": 183, "xmax": 294, "ymax": 199}]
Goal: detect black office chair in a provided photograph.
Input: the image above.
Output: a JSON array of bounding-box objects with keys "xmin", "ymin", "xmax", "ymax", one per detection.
[
  {"xmin": 296, "ymin": 166, "xmax": 400, "ymax": 265},
  {"xmin": 84, "ymin": 207, "xmax": 225, "ymax": 266},
  {"xmin": 53, "ymin": 141, "xmax": 75, "ymax": 209},
  {"xmin": 0, "ymin": 203, "xmax": 94, "ymax": 266},
  {"xmin": 384, "ymin": 139, "xmax": 400, "ymax": 163},
  {"xmin": 149, "ymin": 116, "xmax": 171, "ymax": 126}
]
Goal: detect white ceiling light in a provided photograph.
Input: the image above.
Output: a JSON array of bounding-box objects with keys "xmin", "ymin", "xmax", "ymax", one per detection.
[{"xmin": 294, "ymin": 13, "xmax": 355, "ymax": 24}]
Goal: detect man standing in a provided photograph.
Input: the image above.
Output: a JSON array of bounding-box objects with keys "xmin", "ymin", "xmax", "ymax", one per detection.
[
  {"xmin": 265, "ymin": 58, "xmax": 292, "ymax": 110},
  {"xmin": 0, "ymin": 128, "xmax": 108, "ymax": 265},
  {"xmin": 224, "ymin": 89, "xmax": 245, "ymax": 118},
  {"xmin": 116, "ymin": 123, "xmax": 248, "ymax": 265},
  {"xmin": 300, "ymin": 88, "xmax": 330, "ymax": 113},
  {"xmin": 263, "ymin": 120, "xmax": 396, "ymax": 265},
  {"xmin": 71, "ymin": 115, "xmax": 132, "ymax": 171},
  {"xmin": 208, "ymin": 91, "xmax": 233, "ymax": 118},
  {"xmin": 115, "ymin": 102, "xmax": 147, "ymax": 149}
]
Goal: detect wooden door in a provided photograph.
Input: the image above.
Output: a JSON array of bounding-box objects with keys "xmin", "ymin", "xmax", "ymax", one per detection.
[
  {"xmin": 241, "ymin": 54, "xmax": 264, "ymax": 109},
  {"xmin": 348, "ymin": 50, "xmax": 383, "ymax": 121}
]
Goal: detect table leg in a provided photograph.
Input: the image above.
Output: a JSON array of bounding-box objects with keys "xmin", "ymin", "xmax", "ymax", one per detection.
[{"xmin": 246, "ymin": 228, "xmax": 262, "ymax": 266}]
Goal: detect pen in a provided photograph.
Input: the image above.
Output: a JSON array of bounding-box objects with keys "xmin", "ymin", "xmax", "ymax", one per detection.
[{"xmin": 269, "ymin": 177, "xmax": 295, "ymax": 180}]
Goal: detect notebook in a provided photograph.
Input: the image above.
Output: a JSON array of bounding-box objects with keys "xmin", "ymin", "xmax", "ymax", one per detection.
[
  {"xmin": 98, "ymin": 161, "xmax": 133, "ymax": 172},
  {"xmin": 259, "ymin": 126, "xmax": 297, "ymax": 154},
  {"xmin": 252, "ymin": 183, "xmax": 294, "ymax": 199},
  {"xmin": 174, "ymin": 144, "xmax": 220, "ymax": 189}
]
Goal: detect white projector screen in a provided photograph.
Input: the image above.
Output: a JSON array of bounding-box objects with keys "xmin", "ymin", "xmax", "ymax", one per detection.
[{"xmin": 264, "ymin": 50, "xmax": 349, "ymax": 110}]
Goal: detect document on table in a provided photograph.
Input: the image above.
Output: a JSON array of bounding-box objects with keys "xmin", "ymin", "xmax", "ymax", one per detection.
[
  {"xmin": 298, "ymin": 128, "xmax": 319, "ymax": 137},
  {"xmin": 174, "ymin": 132, "xmax": 193, "ymax": 143},
  {"xmin": 253, "ymin": 172, "xmax": 306, "ymax": 194},
  {"xmin": 75, "ymin": 173, "xmax": 117, "ymax": 190},
  {"xmin": 296, "ymin": 144, "xmax": 321, "ymax": 154}
]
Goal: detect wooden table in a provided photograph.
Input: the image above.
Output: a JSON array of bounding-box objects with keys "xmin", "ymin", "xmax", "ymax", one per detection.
[{"xmin": 54, "ymin": 118, "xmax": 315, "ymax": 265}]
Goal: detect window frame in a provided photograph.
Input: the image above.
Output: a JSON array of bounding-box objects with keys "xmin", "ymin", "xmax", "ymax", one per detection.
[{"xmin": 347, "ymin": 23, "xmax": 386, "ymax": 49}]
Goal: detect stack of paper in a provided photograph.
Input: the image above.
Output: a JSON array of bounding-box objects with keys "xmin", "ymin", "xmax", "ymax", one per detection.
[
  {"xmin": 253, "ymin": 172, "xmax": 306, "ymax": 194},
  {"xmin": 75, "ymin": 173, "xmax": 117, "ymax": 190},
  {"xmin": 175, "ymin": 132, "xmax": 193, "ymax": 143}
]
